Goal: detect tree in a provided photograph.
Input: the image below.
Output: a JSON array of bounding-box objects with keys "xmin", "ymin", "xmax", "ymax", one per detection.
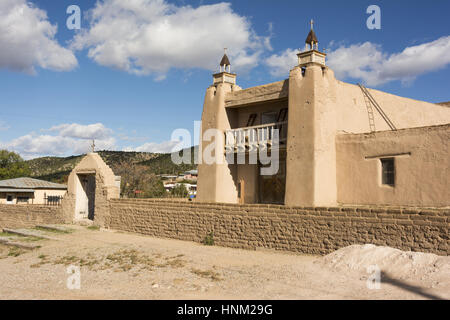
[
  {"xmin": 0, "ymin": 150, "xmax": 31, "ymax": 180},
  {"xmin": 142, "ymin": 175, "xmax": 166, "ymax": 198},
  {"xmin": 112, "ymin": 161, "xmax": 166, "ymax": 198},
  {"xmin": 171, "ymin": 184, "xmax": 189, "ymax": 198}
]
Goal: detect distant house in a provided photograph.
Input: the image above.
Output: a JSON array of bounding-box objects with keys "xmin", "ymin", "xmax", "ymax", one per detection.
[
  {"xmin": 164, "ymin": 182, "xmax": 197, "ymax": 196},
  {"xmin": 163, "ymin": 183, "xmax": 176, "ymax": 192},
  {"xmin": 0, "ymin": 177, "xmax": 67, "ymax": 205},
  {"xmin": 160, "ymin": 174, "xmax": 178, "ymax": 181},
  {"xmin": 183, "ymin": 170, "xmax": 198, "ymax": 181}
]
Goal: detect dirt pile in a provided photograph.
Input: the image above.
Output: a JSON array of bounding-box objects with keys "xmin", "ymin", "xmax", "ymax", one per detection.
[{"xmin": 317, "ymin": 244, "xmax": 450, "ymax": 281}]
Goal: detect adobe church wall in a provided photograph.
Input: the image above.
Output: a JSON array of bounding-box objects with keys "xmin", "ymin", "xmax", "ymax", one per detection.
[
  {"xmin": 285, "ymin": 65, "xmax": 339, "ymax": 207},
  {"xmin": 334, "ymin": 80, "xmax": 450, "ymax": 133},
  {"xmin": 284, "ymin": 65, "xmax": 450, "ymax": 207},
  {"xmin": 0, "ymin": 204, "xmax": 63, "ymax": 229},
  {"xmin": 197, "ymin": 82, "xmax": 239, "ymax": 203},
  {"xmin": 225, "ymin": 79, "xmax": 288, "ymax": 108},
  {"xmin": 109, "ymin": 199, "xmax": 449, "ymax": 256},
  {"xmin": 336, "ymin": 124, "xmax": 450, "ymax": 207}
]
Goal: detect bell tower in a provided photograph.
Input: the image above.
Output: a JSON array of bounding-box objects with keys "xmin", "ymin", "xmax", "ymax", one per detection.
[
  {"xmin": 213, "ymin": 48, "xmax": 236, "ymax": 85},
  {"xmin": 297, "ymin": 19, "xmax": 327, "ymax": 68},
  {"xmin": 285, "ymin": 20, "xmax": 338, "ymax": 207},
  {"xmin": 197, "ymin": 50, "xmax": 239, "ymax": 203}
]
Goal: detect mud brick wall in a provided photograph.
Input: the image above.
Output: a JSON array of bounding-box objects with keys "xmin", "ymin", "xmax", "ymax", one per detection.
[
  {"xmin": 0, "ymin": 204, "xmax": 63, "ymax": 229},
  {"xmin": 109, "ymin": 199, "xmax": 449, "ymax": 256}
]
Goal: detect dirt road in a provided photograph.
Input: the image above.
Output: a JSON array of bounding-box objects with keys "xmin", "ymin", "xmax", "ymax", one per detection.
[{"xmin": 0, "ymin": 225, "xmax": 447, "ymax": 300}]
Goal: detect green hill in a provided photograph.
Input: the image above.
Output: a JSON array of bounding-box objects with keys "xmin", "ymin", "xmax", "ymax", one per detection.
[
  {"xmin": 137, "ymin": 146, "xmax": 197, "ymax": 175},
  {"xmin": 26, "ymin": 148, "xmax": 197, "ymax": 184}
]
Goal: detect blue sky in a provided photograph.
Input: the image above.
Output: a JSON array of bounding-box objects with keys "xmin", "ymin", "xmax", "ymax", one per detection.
[{"xmin": 0, "ymin": 0, "xmax": 449, "ymax": 159}]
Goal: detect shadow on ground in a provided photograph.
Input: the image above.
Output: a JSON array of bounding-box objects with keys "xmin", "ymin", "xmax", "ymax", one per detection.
[{"xmin": 381, "ymin": 271, "xmax": 444, "ymax": 300}]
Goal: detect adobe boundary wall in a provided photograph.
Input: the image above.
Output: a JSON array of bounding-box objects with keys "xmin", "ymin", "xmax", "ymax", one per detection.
[
  {"xmin": 0, "ymin": 204, "xmax": 63, "ymax": 229},
  {"xmin": 109, "ymin": 199, "xmax": 449, "ymax": 256}
]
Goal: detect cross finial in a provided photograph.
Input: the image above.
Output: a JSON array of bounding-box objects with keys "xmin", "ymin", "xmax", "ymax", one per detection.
[
  {"xmin": 224, "ymin": 47, "xmax": 227, "ymax": 54},
  {"xmin": 310, "ymin": 19, "xmax": 314, "ymax": 30},
  {"xmin": 91, "ymin": 140, "xmax": 95, "ymax": 153}
]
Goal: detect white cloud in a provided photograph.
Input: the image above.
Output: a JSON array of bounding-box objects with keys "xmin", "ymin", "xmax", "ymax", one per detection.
[
  {"xmin": 327, "ymin": 36, "xmax": 450, "ymax": 86},
  {"xmin": 326, "ymin": 42, "xmax": 385, "ymax": 86},
  {"xmin": 265, "ymin": 36, "xmax": 450, "ymax": 86},
  {"xmin": 376, "ymin": 36, "xmax": 450, "ymax": 85},
  {"xmin": 0, "ymin": 0, "xmax": 77, "ymax": 74},
  {"xmin": 124, "ymin": 140, "xmax": 181, "ymax": 153},
  {"xmin": 0, "ymin": 123, "xmax": 116, "ymax": 159},
  {"xmin": 48, "ymin": 123, "xmax": 113, "ymax": 140},
  {"xmin": 71, "ymin": 0, "xmax": 270, "ymax": 77},
  {"xmin": 0, "ymin": 122, "xmax": 186, "ymax": 158},
  {"xmin": 265, "ymin": 48, "xmax": 297, "ymax": 77}
]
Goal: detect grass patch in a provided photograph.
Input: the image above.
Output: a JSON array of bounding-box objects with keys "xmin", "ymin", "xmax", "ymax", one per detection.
[
  {"xmin": 30, "ymin": 254, "xmax": 50, "ymax": 268},
  {"xmin": 8, "ymin": 247, "xmax": 25, "ymax": 257},
  {"xmin": 0, "ymin": 231, "xmax": 18, "ymax": 238},
  {"xmin": 191, "ymin": 268, "xmax": 222, "ymax": 281},
  {"xmin": 87, "ymin": 225, "xmax": 100, "ymax": 231},
  {"xmin": 157, "ymin": 258, "xmax": 185, "ymax": 268},
  {"xmin": 107, "ymin": 249, "xmax": 156, "ymax": 271},
  {"xmin": 0, "ymin": 231, "xmax": 42, "ymax": 242},
  {"xmin": 29, "ymin": 248, "xmax": 188, "ymax": 273},
  {"xmin": 20, "ymin": 236, "xmax": 44, "ymax": 242},
  {"xmin": 53, "ymin": 255, "xmax": 79, "ymax": 265},
  {"xmin": 202, "ymin": 232, "xmax": 215, "ymax": 246}
]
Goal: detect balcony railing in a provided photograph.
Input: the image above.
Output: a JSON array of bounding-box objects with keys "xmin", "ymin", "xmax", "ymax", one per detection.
[{"xmin": 225, "ymin": 121, "xmax": 287, "ymax": 153}]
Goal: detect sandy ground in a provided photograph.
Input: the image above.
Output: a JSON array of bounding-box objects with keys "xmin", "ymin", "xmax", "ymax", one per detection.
[{"xmin": 0, "ymin": 225, "xmax": 448, "ymax": 300}]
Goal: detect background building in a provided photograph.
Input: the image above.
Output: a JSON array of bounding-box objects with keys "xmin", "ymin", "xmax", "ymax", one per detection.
[{"xmin": 0, "ymin": 177, "xmax": 67, "ymax": 205}]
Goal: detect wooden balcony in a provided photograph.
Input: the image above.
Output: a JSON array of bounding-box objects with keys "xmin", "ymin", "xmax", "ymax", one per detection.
[{"xmin": 225, "ymin": 121, "xmax": 288, "ymax": 153}]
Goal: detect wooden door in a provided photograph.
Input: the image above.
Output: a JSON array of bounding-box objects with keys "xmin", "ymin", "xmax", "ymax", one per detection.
[{"xmin": 238, "ymin": 179, "xmax": 245, "ymax": 204}]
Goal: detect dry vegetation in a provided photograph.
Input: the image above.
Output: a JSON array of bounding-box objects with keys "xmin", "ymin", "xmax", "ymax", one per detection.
[
  {"xmin": 191, "ymin": 268, "xmax": 222, "ymax": 282},
  {"xmin": 28, "ymin": 248, "xmax": 189, "ymax": 274},
  {"xmin": 0, "ymin": 245, "xmax": 26, "ymax": 258}
]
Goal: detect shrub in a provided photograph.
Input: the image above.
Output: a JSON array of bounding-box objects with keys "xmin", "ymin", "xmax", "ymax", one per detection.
[{"xmin": 202, "ymin": 231, "xmax": 214, "ymax": 246}]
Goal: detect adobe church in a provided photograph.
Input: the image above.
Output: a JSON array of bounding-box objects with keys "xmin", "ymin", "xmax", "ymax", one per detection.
[{"xmin": 197, "ymin": 24, "xmax": 450, "ymax": 207}]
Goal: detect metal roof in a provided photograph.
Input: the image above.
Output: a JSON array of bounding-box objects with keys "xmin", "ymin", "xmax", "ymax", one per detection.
[
  {"xmin": 220, "ymin": 54, "xmax": 231, "ymax": 66},
  {"xmin": 305, "ymin": 29, "xmax": 318, "ymax": 44},
  {"xmin": 0, "ymin": 177, "xmax": 67, "ymax": 190},
  {"xmin": 0, "ymin": 188, "xmax": 35, "ymax": 193}
]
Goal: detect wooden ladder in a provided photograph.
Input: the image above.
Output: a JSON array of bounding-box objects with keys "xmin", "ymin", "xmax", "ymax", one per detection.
[{"xmin": 358, "ymin": 83, "xmax": 397, "ymax": 131}]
